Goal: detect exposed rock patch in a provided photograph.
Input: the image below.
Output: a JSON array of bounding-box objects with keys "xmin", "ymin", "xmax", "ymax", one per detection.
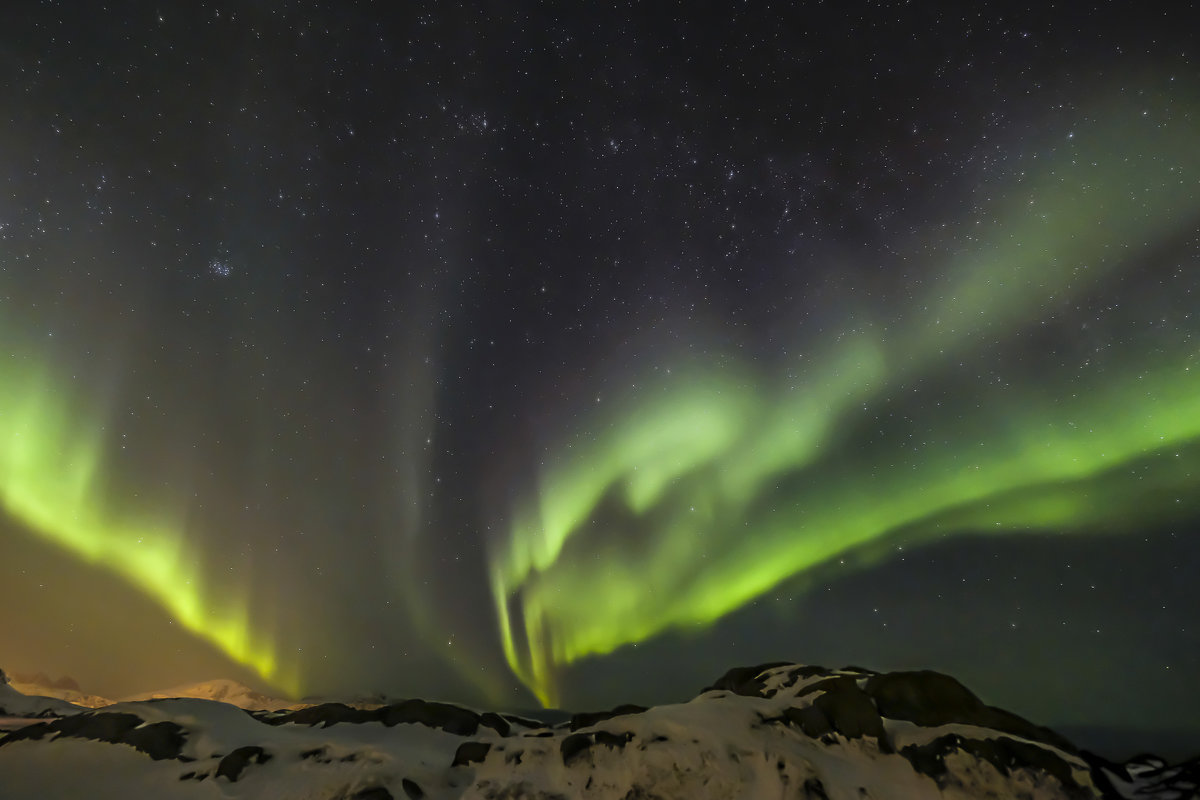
[
  {"xmin": 0, "ymin": 711, "xmax": 186, "ymax": 760},
  {"xmin": 900, "ymin": 733, "xmax": 1093, "ymax": 799},
  {"xmin": 568, "ymin": 704, "xmax": 647, "ymax": 731},
  {"xmin": 261, "ymin": 698, "xmax": 502, "ymax": 737},
  {"xmin": 703, "ymin": 661, "xmax": 794, "ymax": 697},
  {"xmin": 452, "ymin": 740, "xmax": 492, "ymax": 766},
  {"xmin": 560, "ymin": 730, "xmax": 635, "ymax": 765},
  {"xmin": 215, "ymin": 745, "xmax": 272, "ymax": 781},
  {"xmin": 864, "ymin": 670, "xmax": 1076, "ymax": 751}
]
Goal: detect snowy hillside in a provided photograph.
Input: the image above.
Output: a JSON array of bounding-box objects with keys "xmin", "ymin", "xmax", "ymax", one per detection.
[
  {"xmin": 120, "ymin": 678, "xmax": 296, "ymax": 711},
  {"xmin": 0, "ymin": 662, "xmax": 1194, "ymax": 799},
  {"xmin": 0, "ymin": 678, "xmax": 85, "ymax": 719},
  {"xmin": 7, "ymin": 673, "xmax": 112, "ymax": 709}
]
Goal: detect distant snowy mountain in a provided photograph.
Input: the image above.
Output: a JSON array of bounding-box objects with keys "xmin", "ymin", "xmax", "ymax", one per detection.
[
  {"xmin": 120, "ymin": 678, "xmax": 295, "ymax": 711},
  {"xmin": 0, "ymin": 661, "xmax": 1195, "ymax": 799},
  {"xmin": 0, "ymin": 674, "xmax": 84, "ymax": 719},
  {"xmin": 7, "ymin": 672, "xmax": 112, "ymax": 709}
]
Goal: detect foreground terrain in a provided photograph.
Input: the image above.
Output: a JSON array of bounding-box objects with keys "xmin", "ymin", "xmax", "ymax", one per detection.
[{"xmin": 1, "ymin": 662, "xmax": 1195, "ymax": 799}]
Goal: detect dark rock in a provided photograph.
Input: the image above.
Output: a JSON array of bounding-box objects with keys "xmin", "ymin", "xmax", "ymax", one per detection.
[
  {"xmin": 560, "ymin": 732, "xmax": 594, "ymax": 765},
  {"xmin": 401, "ymin": 778, "xmax": 424, "ymax": 799},
  {"xmin": 46, "ymin": 712, "xmax": 142, "ymax": 742},
  {"xmin": 215, "ymin": 745, "xmax": 272, "ymax": 782},
  {"xmin": 261, "ymin": 699, "xmax": 484, "ymax": 736},
  {"xmin": 452, "ymin": 740, "xmax": 491, "ymax": 766},
  {"xmin": 783, "ymin": 705, "xmax": 834, "ymax": 738},
  {"xmin": 771, "ymin": 666, "xmax": 835, "ymax": 696},
  {"xmin": 122, "ymin": 721, "xmax": 188, "ymax": 760},
  {"xmin": 703, "ymin": 662, "xmax": 793, "ymax": 697},
  {"xmin": 838, "ymin": 665, "xmax": 878, "ymax": 676},
  {"xmin": 780, "ymin": 677, "xmax": 888, "ymax": 750},
  {"xmin": 1084, "ymin": 751, "xmax": 1200, "ymax": 800},
  {"xmin": 810, "ymin": 677, "xmax": 888, "ymax": 748},
  {"xmin": 0, "ymin": 712, "xmax": 186, "ymax": 761},
  {"xmin": 900, "ymin": 734, "xmax": 1093, "ymax": 799},
  {"xmin": 864, "ymin": 671, "xmax": 980, "ymax": 726},
  {"xmin": 381, "ymin": 699, "xmax": 480, "ymax": 736},
  {"xmin": 0, "ymin": 720, "xmax": 54, "ymax": 747},
  {"xmin": 796, "ymin": 674, "xmax": 846, "ymax": 699},
  {"xmin": 802, "ymin": 777, "xmax": 830, "ymax": 799},
  {"xmin": 262, "ymin": 698, "xmax": 508, "ymax": 737},
  {"xmin": 568, "ymin": 704, "xmax": 647, "ymax": 731},
  {"xmin": 594, "ymin": 730, "xmax": 634, "ymax": 750},
  {"xmin": 479, "ymin": 711, "xmax": 511, "ymax": 736},
  {"xmin": 620, "ymin": 787, "xmax": 665, "ymax": 799},
  {"xmin": 264, "ymin": 702, "xmax": 374, "ymax": 727},
  {"xmin": 352, "ymin": 787, "xmax": 393, "ymax": 800},
  {"xmin": 560, "ymin": 730, "xmax": 634, "ymax": 765},
  {"xmin": 864, "ymin": 671, "xmax": 1075, "ymax": 751},
  {"xmin": 502, "ymin": 713, "xmax": 548, "ymax": 730}
]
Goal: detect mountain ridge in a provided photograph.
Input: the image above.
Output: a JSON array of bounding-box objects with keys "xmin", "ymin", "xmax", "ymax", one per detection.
[{"xmin": 1, "ymin": 661, "xmax": 1195, "ymax": 799}]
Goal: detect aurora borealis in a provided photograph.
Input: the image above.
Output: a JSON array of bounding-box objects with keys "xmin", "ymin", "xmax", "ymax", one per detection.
[
  {"xmin": 491, "ymin": 101, "xmax": 1200, "ymax": 705},
  {"xmin": 1, "ymin": 1, "xmax": 1198, "ymax": 741}
]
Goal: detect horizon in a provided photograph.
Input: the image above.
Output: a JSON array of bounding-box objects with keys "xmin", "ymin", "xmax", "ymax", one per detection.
[{"xmin": 4, "ymin": 660, "xmax": 1200, "ymax": 766}]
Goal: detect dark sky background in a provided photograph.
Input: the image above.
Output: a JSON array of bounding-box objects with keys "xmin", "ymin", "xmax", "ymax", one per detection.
[{"xmin": 1, "ymin": 0, "xmax": 1199, "ymax": 744}]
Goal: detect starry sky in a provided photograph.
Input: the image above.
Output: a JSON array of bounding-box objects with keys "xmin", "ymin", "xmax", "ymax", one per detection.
[{"xmin": 1, "ymin": 1, "xmax": 1199, "ymax": 737}]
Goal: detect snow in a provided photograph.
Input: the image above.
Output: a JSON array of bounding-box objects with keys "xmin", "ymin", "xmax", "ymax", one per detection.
[
  {"xmin": 7, "ymin": 679, "xmax": 112, "ymax": 708},
  {"xmin": 119, "ymin": 679, "xmax": 295, "ymax": 711},
  {"xmin": 0, "ymin": 681, "xmax": 83, "ymax": 717},
  {"xmin": 0, "ymin": 663, "xmax": 1193, "ymax": 799}
]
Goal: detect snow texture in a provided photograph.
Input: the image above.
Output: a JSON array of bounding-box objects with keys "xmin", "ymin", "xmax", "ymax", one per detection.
[{"xmin": 0, "ymin": 662, "xmax": 1195, "ymax": 799}]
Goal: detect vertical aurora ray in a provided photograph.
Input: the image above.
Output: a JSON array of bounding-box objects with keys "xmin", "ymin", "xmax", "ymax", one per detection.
[
  {"xmin": 0, "ymin": 354, "xmax": 299, "ymax": 696},
  {"xmin": 489, "ymin": 91, "xmax": 1200, "ymax": 707}
]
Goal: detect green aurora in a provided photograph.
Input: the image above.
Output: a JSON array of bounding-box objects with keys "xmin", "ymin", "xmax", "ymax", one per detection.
[
  {"xmin": 489, "ymin": 97, "xmax": 1200, "ymax": 706},
  {"xmin": 0, "ymin": 353, "xmax": 300, "ymax": 696},
  {"xmin": 0, "ymin": 89, "xmax": 1197, "ymax": 708}
]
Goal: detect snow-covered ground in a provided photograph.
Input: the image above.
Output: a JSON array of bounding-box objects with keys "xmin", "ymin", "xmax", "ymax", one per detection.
[
  {"xmin": 0, "ymin": 679, "xmax": 85, "ymax": 717},
  {"xmin": 0, "ymin": 662, "xmax": 1195, "ymax": 799}
]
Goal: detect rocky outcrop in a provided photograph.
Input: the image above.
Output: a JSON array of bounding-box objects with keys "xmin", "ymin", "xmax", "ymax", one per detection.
[
  {"xmin": 863, "ymin": 670, "xmax": 1076, "ymax": 751},
  {"xmin": 0, "ymin": 711, "xmax": 186, "ymax": 760},
  {"xmin": 257, "ymin": 698, "xmax": 517, "ymax": 737},
  {"xmin": 567, "ymin": 703, "xmax": 646, "ymax": 731}
]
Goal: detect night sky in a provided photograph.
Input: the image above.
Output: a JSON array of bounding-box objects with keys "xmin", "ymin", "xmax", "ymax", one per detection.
[{"xmin": 1, "ymin": 1, "xmax": 1199, "ymax": 737}]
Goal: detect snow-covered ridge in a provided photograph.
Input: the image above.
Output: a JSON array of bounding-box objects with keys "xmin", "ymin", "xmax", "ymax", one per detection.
[
  {"xmin": 0, "ymin": 671, "xmax": 85, "ymax": 719},
  {"xmin": 120, "ymin": 678, "xmax": 296, "ymax": 711},
  {"xmin": 5, "ymin": 671, "xmax": 113, "ymax": 709},
  {"xmin": 0, "ymin": 662, "xmax": 1195, "ymax": 799}
]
